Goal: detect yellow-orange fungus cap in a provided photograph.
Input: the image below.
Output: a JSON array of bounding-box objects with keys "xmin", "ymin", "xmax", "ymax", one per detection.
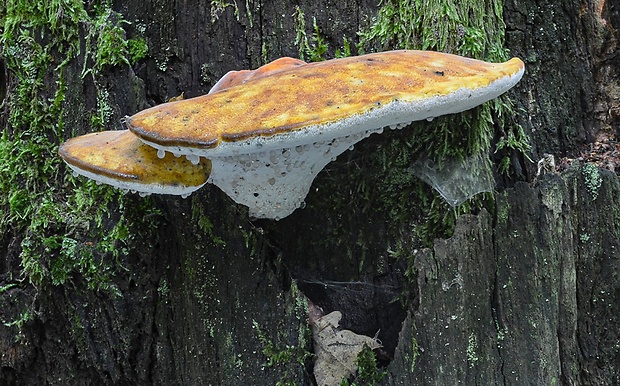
[
  {"xmin": 128, "ymin": 50, "xmax": 524, "ymax": 154},
  {"xmin": 59, "ymin": 130, "xmax": 211, "ymax": 196}
]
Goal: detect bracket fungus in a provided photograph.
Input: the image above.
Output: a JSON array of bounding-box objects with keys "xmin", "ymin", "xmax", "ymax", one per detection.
[
  {"xmin": 59, "ymin": 130, "xmax": 211, "ymax": 197},
  {"xmin": 125, "ymin": 50, "xmax": 524, "ymax": 219}
]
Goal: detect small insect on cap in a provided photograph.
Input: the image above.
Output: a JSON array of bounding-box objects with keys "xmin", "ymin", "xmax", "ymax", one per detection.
[
  {"xmin": 126, "ymin": 50, "xmax": 524, "ymax": 219},
  {"xmin": 59, "ymin": 130, "xmax": 211, "ymax": 197}
]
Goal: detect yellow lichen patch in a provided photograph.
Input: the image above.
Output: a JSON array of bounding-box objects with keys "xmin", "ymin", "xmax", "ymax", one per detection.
[
  {"xmin": 59, "ymin": 130, "xmax": 211, "ymax": 187},
  {"xmin": 128, "ymin": 50, "xmax": 524, "ymax": 148}
]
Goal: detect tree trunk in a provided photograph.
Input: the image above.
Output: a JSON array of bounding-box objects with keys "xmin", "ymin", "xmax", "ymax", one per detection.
[{"xmin": 1, "ymin": 0, "xmax": 618, "ymax": 385}]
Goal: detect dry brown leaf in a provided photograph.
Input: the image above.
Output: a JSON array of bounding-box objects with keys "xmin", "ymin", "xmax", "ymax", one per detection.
[{"xmin": 312, "ymin": 311, "xmax": 381, "ymax": 386}]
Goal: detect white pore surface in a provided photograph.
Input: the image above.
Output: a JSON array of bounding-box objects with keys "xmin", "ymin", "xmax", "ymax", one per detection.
[
  {"xmin": 140, "ymin": 68, "xmax": 524, "ymax": 219},
  {"xmin": 208, "ymin": 127, "xmax": 384, "ymax": 219},
  {"xmin": 65, "ymin": 163, "xmax": 206, "ymax": 198}
]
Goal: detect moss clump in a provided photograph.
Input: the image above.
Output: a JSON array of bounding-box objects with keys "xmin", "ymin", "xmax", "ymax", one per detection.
[
  {"xmin": 191, "ymin": 198, "xmax": 226, "ymax": 247},
  {"xmin": 293, "ymin": 6, "xmax": 329, "ymax": 62},
  {"xmin": 0, "ymin": 0, "xmax": 155, "ymax": 293},
  {"xmin": 127, "ymin": 36, "xmax": 148, "ymax": 63},
  {"xmin": 252, "ymin": 282, "xmax": 312, "ymax": 385},
  {"xmin": 339, "ymin": 345, "xmax": 386, "ymax": 386},
  {"xmin": 253, "ymin": 317, "xmax": 311, "ymax": 383},
  {"xmin": 359, "ymin": 0, "xmax": 518, "ymax": 163},
  {"xmin": 345, "ymin": 0, "xmax": 528, "ymax": 242}
]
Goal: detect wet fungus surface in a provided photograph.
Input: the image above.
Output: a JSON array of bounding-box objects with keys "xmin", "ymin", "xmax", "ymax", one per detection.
[
  {"xmin": 60, "ymin": 50, "xmax": 525, "ymax": 219},
  {"xmin": 59, "ymin": 130, "xmax": 211, "ymax": 197}
]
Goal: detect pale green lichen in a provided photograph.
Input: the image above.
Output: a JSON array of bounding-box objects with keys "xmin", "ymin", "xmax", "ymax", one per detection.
[
  {"xmin": 582, "ymin": 163, "xmax": 602, "ymax": 201},
  {"xmin": 210, "ymin": 0, "xmax": 240, "ymax": 23},
  {"xmin": 466, "ymin": 333, "xmax": 479, "ymax": 367}
]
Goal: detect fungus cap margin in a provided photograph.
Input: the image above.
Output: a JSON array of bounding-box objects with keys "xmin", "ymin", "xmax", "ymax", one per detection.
[
  {"xmin": 127, "ymin": 50, "xmax": 525, "ymax": 158},
  {"xmin": 59, "ymin": 130, "xmax": 211, "ymax": 196}
]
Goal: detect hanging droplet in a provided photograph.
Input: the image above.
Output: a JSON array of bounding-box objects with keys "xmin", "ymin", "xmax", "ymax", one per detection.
[
  {"xmin": 186, "ymin": 154, "xmax": 200, "ymax": 165},
  {"xmin": 157, "ymin": 149, "xmax": 166, "ymax": 159}
]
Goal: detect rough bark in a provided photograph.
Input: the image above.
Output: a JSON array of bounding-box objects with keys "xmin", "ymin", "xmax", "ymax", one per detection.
[
  {"xmin": 1, "ymin": 0, "xmax": 619, "ymax": 385},
  {"xmin": 385, "ymin": 167, "xmax": 620, "ymax": 385}
]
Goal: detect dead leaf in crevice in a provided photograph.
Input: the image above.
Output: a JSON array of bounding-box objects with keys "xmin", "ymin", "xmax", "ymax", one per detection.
[{"xmin": 311, "ymin": 310, "xmax": 382, "ymax": 386}]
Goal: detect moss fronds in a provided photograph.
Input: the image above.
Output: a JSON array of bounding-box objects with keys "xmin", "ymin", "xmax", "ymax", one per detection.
[
  {"xmin": 350, "ymin": 0, "xmax": 527, "ymax": 241},
  {"xmin": 0, "ymin": 0, "xmax": 152, "ymax": 290}
]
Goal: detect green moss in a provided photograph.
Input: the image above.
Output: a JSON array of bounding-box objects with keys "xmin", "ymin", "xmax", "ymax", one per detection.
[
  {"xmin": 127, "ymin": 37, "xmax": 148, "ymax": 63},
  {"xmin": 83, "ymin": 5, "xmax": 130, "ymax": 75},
  {"xmin": 410, "ymin": 335, "xmax": 420, "ymax": 372},
  {"xmin": 1, "ymin": 0, "xmax": 158, "ymax": 293},
  {"xmin": 357, "ymin": 345, "xmax": 387, "ymax": 385},
  {"xmin": 292, "ymin": 3, "xmax": 528, "ymax": 234},
  {"xmin": 293, "ymin": 7, "xmax": 307, "ymax": 59},
  {"xmin": 359, "ymin": 0, "xmax": 522, "ymax": 161},
  {"xmin": 293, "ymin": 7, "xmax": 329, "ymax": 62},
  {"xmin": 191, "ymin": 198, "xmax": 226, "ymax": 246},
  {"xmin": 252, "ymin": 282, "xmax": 312, "ymax": 384},
  {"xmin": 340, "ymin": 345, "xmax": 386, "ymax": 386},
  {"xmin": 336, "ymin": 0, "xmax": 526, "ymax": 243},
  {"xmin": 253, "ymin": 320, "xmax": 297, "ymax": 366},
  {"xmin": 3, "ymin": 310, "xmax": 32, "ymax": 329},
  {"xmin": 253, "ymin": 317, "xmax": 311, "ymax": 386},
  {"xmin": 335, "ymin": 36, "xmax": 353, "ymax": 58},
  {"xmin": 0, "ymin": 284, "xmax": 17, "ymax": 294},
  {"xmin": 359, "ymin": 0, "xmax": 508, "ymax": 57}
]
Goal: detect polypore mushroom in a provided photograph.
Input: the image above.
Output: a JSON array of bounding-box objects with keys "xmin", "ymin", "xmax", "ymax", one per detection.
[
  {"xmin": 59, "ymin": 130, "xmax": 211, "ymax": 197},
  {"xmin": 127, "ymin": 50, "xmax": 524, "ymax": 219}
]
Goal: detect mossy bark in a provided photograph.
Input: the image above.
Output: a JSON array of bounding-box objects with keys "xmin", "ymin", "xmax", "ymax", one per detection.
[
  {"xmin": 1, "ymin": 0, "xmax": 619, "ymax": 385},
  {"xmin": 385, "ymin": 167, "xmax": 620, "ymax": 385}
]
